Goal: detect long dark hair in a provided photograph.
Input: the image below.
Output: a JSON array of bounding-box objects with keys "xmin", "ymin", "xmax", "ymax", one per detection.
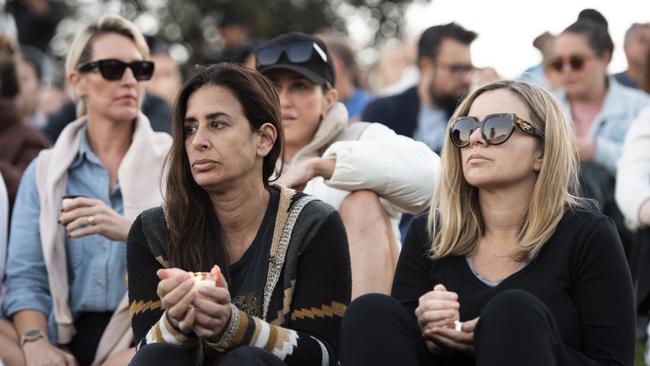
[{"xmin": 164, "ymin": 63, "xmax": 284, "ymax": 274}]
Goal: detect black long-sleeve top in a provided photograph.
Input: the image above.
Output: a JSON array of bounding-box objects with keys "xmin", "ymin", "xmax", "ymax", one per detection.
[{"xmin": 392, "ymin": 207, "xmax": 635, "ymax": 365}]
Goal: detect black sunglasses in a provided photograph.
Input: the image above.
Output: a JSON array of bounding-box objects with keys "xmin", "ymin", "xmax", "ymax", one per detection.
[
  {"xmin": 548, "ymin": 55, "xmax": 591, "ymax": 72},
  {"xmin": 256, "ymin": 41, "xmax": 327, "ymax": 67},
  {"xmin": 78, "ymin": 59, "xmax": 155, "ymax": 81},
  {"xmin": 449, "ymin": 113, "xmax": 541, "ymax": 148}
]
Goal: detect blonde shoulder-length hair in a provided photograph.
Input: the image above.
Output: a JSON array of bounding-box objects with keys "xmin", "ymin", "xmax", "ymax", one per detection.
[
  {"xmin": 65, "ymin": 14, "xmax": 150, "ymax": 117},
  {"xmin": 428, "ymin": 79, "xmax": 584, "ymax": 262}
]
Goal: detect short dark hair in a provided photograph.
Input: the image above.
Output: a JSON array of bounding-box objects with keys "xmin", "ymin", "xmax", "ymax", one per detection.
[
  {"xmin": 19, "ymin": 45, "xmax": 46, "ymax": 83},
  {"xmin": 625, "ymin": 22, "xmax": 650, "ymax": 44},
  {"xmin": 417, "ymin": 22, "xmax": 477, "ymax": 62},
  {"xmin": 562, "ymin": 17, "xmax": 613, "ymax": 57}
]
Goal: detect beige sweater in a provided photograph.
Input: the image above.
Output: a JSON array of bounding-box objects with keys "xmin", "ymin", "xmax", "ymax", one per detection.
[{"xmin": 34, "ymin": 113, "xmax": 171, "ymax": 365}]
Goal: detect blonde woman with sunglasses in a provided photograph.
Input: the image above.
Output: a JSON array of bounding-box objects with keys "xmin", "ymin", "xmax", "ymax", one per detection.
[
  {"xmin": 0, "ymin": 15, "xmax": 171, "ymax": 366},
  {"xmin": 339, "ymin": 80, "xmax": 634, "ymax": 366}
]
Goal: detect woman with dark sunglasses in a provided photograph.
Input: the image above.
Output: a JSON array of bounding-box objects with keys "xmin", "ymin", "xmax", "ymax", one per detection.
[
  {"xmin": 339, "ymin": 80, "xmax": 634, "ymax": 366},
  {"xmin": 255, "ymin": 32, "xmax": 439, "ymax": 299},
  {"xmin": 551, "ymin": 12, "xmax": 650, "ymax": 231},
  {"xmin": 1, "ymin": 15, "xmax": 171, "ymax": 366}
]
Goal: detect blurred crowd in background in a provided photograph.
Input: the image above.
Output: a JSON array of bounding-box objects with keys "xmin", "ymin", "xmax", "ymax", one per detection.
[{"xmin": 1, "ymin": 0, "xmax": 650, "ymax": 364}]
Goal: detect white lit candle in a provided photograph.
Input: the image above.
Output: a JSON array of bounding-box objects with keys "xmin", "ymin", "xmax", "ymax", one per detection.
[
  {"xmin": 454, "ymin": 320, "xmax": 462, "ymax": 332},
  {"xmin": 190, "ymin": 272, "xmax": 215, "ymax": 292}
]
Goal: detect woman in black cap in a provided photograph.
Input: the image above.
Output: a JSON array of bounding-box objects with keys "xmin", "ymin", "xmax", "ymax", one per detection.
[{"xmin": 256, "ymin": 32, "xmax": 440, "ymax": 299}]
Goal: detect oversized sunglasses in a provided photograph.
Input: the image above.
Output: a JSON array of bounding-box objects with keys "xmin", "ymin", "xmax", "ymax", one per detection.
[
  {"xmin": 256, "ymin": 41, "xmax": 327, "ymax": 67},
  {"xmin": 78, "ymin": 59, "xmax": 155, "ymax": 81},
  {"xmin": 449, "ymin": 113, "xmax": 541, "ymax": 148},
  {"xmin": 548, "ymin": 55, "xmax": 590, "ymax": 72}
]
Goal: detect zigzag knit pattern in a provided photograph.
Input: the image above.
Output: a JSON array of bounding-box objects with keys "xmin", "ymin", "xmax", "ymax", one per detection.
[
  {"xmin": 290, "ymin": 302, "xmax": 347, "ymax": 321},
  {"xmin": 128, "ymin": 300, "xmax": 162, "ymax": 318}
]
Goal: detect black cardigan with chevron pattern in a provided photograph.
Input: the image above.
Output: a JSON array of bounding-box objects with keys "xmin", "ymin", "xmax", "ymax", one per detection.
[{"xmin": 126, "ymin": 187, "xmax": 351, "ymax": 365}]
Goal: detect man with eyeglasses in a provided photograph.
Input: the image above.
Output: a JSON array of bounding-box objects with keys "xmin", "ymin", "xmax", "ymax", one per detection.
[{"xmin": 362, "ymin": 22, "xmax": 477, "ymax": 154}]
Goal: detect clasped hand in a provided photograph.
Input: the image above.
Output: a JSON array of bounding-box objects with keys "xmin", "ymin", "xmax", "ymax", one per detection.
[
  {"xmin": 156, "ymin": 266, "xmax": 232, "ymax": 340},
  {"xmin": 416, "ymin": 284, "xmax": 478, "ymax": 353}
]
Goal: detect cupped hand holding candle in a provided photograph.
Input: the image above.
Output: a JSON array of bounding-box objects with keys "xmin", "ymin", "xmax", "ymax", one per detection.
[
  {"xmin": 156, "ymin": 268, "xmax": 198, "ymax": 333},
  {"xmin": 416, "ymin": 284, "xmax": 478, "ymax": 353},
  {"xmin": 156, "ymin": 266, "xmax": 231, "ymax": 337},
  {"xmin": 191, "ymin": 265, "xmax": 232, "ymax": 339}
]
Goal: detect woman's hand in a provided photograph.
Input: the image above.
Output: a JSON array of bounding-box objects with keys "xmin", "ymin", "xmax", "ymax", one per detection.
[
  {"xmin": 192, "ymin": 266, "xmax": 233, "ymax": 340},
  {"xmin": 59, "ymin": 197, "xmax": 133, "ymax": 242},
  {"xmin": 23, "ymin": 338, "xmax": 77, "ymax": 366},
  {"xmin": 416, "ymin": 284, "xmax": 476, "ymax": 353},
  {"xmin": 156, "ymin": 268, "xmax": 197, "ymax": 333},
  {"xmin": 276, "ymin": 158, "xmax": 335, "ymax": 191},
  {"xmin": 423, "ymin": 317, "xmax": 478, "ymax": 353},
  {"xmin": 415, "ymin": 284, "xmax": 460, "ymax": 332}
]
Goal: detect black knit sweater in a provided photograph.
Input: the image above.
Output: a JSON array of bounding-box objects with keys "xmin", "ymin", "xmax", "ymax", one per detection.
[
  {"xmin": 393, "ymin": 207, "xmax": 635, "ymax": 365},
  {"xmin": 127, "ymin": 187, "xmax": 351, "ymax": 365}
]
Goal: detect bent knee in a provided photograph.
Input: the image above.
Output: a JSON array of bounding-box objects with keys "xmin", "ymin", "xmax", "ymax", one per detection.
[
  {"xmin": 221, "ymin": 346, "xmax": 282, "ymax": 365},
  {"xmin": 343, "ymin": 293, "xmax": 402, "ymax": 327},
  {"xmin": 480, "ymin": 289, "xmax": 548, "ymax": 326},
  {"xmin": 340, "ymin": 190, "xmax": 383, "ymax": 220},
  {"xmin": 131, "ymin": 344, "xmax": 195, "ymax": 366}
]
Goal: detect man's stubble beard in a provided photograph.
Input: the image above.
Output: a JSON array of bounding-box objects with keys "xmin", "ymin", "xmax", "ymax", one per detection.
[{"xmin": 429, "ymin": 80, "xmax": 467, "ymax": 117}]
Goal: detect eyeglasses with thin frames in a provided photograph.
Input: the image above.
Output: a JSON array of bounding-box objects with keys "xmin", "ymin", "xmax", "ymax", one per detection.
[{"xmin": 436, "ymin": 62, "xmax": 474, "ymax": 76}]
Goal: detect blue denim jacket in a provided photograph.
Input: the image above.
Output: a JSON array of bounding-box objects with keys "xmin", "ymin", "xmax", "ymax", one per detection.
[
  {"xmin": 1, "ymin": 128, "xmax": 127, "ymax": 342},
  {"xmin": 556, "ymin": 77, "xmax": 650, "ymax": 175}
]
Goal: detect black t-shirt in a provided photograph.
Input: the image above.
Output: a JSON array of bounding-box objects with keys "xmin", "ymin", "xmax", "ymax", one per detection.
[
  {"xmin": 228, "ymin": 187, "xmax": 279, "ymax": 318},
  {"xmin": 392, "ymin": 207, "xmax": 635, "ymax": 365}
]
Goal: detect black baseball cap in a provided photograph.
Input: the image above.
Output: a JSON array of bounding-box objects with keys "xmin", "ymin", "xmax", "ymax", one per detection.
[{"xmin": 256, "ymin": 32, "xmax": 336, "ymax": 86}]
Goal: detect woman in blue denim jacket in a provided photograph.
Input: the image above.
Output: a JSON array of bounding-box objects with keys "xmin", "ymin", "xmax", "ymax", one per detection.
[
  {"xmin": 550, "ymin": 15, "xmax": 650, "ymax": 239},
  {"xmin": 0, "ymin": 15, "xmax": 171, "ymax": 366},
  {"xmin": 551, "ymin": 16, "xmax": 650, "ymax": 178}
]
